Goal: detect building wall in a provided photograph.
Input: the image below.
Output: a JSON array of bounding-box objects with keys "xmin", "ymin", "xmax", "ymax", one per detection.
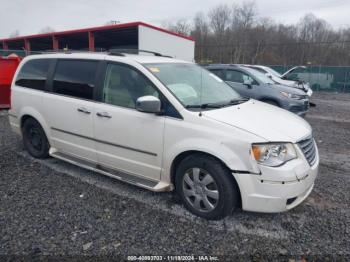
[{"xmin": 138, "ymin": 25, "xmax": 195, "ymax": 62}]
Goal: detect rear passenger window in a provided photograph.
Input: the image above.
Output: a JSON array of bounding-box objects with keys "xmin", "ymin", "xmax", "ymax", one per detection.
[
  {"xmin": 53, "ymin": 60, "xmax": 97, "ymax": 100},
  {"xmin": 15, "ymin": 59, "xmax": 51, "ymax": 90}
]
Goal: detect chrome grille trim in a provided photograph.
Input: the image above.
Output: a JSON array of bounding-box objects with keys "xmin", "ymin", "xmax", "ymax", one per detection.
[{"xmin": 298, "ymin": 136, "xmax": 317, "ymax": 166}]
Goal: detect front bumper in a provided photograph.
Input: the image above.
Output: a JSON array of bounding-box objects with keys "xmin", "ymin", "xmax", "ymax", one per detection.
[
  {"xmin": 282, "ymin": 99, "xmax": 310, "ymax": 117},
  {"xmin": 233, "ymin": 147, "xmax": 319, "ymax": 213}
]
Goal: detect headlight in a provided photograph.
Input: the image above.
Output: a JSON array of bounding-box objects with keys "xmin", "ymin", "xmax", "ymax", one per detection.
[
  {"xmin": 280, "ymin": 91, "xmax": 305, "ymax": 100},
  {"xmin": 251, "ymin": 143, "xmax": 297, "ymax": 167}
]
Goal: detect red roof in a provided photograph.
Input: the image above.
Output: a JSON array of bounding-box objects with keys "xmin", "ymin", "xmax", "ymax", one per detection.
[{"xmin": 0, "ymin": 21, "xmax": 194, "ymax": 42}]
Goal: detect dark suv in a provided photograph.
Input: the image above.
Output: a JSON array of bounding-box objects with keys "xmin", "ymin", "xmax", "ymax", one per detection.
[{"xmin": 206, "ymin": 64, "xmax": 310, "ymax": 116}]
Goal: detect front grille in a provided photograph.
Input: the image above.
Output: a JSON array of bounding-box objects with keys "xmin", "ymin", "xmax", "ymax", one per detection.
[{"xmin": 298, "ymin": 136, "xmax": 317, "ymax": 166}]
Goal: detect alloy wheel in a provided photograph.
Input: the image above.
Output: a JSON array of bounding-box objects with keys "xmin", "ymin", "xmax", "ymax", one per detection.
[{"xmin": 182, "ymin": 167, "xmax": 219, "ymax": 212}]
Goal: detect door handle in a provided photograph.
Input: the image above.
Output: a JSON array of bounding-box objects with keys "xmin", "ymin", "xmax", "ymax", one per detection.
[
  {"xmin": 77, "ymin": 107, "xmax": 91, "ymax": 114},
  {"xmin": 96, "ymin": 112, "xmax": 112, "ymax": 118}
]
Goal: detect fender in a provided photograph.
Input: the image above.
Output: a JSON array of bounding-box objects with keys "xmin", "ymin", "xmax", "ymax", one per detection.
[
  {"xmin": 161, "ymin": 137, "xmax": 260, "ymax": 183},
  {"xmin": 259, "ymin": 96, "xmax": 280, "ymax": 107}
]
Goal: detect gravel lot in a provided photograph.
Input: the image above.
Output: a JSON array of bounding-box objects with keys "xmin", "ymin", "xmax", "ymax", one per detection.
[{"xmin": 0, "ymin": 92, "xmax": 349, "ymax": 261}]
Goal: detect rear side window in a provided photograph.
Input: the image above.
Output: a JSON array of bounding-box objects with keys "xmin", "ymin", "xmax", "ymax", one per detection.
[
  {"xmin": 209, "ymin": 69, "xmax": 224, "ymax": 79},
  {"xmin": 251, "ymin": 67, "xmax": 266, "ymax": 74},
  {"xmin": 15, "ymin": 59, "xmax": 51, "ymax": 90},
  {"xmin": 53, "ymin": 60, "xmax": 98, "ymax": 100}
]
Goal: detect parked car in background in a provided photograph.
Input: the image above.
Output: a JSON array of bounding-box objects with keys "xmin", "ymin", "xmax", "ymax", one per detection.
[
  {"xmin": 206, "ymin": 64, "xmax": 310, "ymax": 117},
  {"xmin": 9, "ymin": 53, "xmax": 318, "ymax": 220},
  {"xmin": 243, "ymin": 65, "xmax": 313, "ymax": 97}
]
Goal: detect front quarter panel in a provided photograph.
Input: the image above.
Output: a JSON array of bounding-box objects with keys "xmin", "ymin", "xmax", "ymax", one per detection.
[{"xmin": 161, "ymin": 112, "xmax": 264, "ymax": 183}]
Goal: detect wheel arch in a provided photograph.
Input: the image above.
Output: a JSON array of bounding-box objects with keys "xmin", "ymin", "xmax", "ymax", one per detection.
[
  {"xmin": 170, "ymin": 150, "xmax": 242, "ymax": 207},
  {"xmin": 19, "ymin": 108, "xmax": 51, "ymax": 143},
  {"xmin": 260, "ymin": 97, "xmax": 281, "ymax": 107}
]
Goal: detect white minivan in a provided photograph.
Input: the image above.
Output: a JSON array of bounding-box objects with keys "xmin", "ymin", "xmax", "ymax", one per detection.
[{"xmin": 9, "ymin": 52, "xmax": 319, "ymax": 220}]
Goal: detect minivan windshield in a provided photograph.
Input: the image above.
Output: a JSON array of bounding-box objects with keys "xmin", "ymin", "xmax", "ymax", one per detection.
[{"xmin": 145, "ymin": 63, "xmax": 244, "ymax": 109}]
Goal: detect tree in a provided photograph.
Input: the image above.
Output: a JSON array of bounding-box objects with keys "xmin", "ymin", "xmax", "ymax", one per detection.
[
  {"xmin": 38, "ymin": 27, "xmax": 55, "ymax": 34},
  {"xmin": 9, "ymin": 30, "xmax": 20, "ymax": 38},
  {"xmin": 165, "ymin": 1, "xmax": 350, "ymax": 66},
  {"xmin": 192, "ymin": 12, "xmax": 210, "ymax": 62},
  {"xmin": 165, "ymin": 19, "xmax": 192, "ymax": 36},
  {"xmin": 105, "ymin": 20, "xmax": 121, "ymax": 25},
  {"xmin": 208, "ymin": 4, "xmax": 231, "ymax": 62}
]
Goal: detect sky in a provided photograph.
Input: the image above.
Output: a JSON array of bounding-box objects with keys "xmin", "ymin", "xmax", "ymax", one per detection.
[{"xmin": 1, "ymin": 0, "xmax": 350, "ymax": 39}]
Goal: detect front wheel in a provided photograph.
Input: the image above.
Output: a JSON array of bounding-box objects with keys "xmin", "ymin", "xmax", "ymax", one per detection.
[
  {"xmin": 175, "ymin": 154, "xmax": 239, "ymax": 220},
  {"xmin": 22, "ymin": 118, "xmax": 50, "ymax": 159}
]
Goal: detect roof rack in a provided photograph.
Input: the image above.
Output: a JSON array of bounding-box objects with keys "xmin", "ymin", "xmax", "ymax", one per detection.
[{"xmin": 108, "ymin": 49, "xmax": 172, "ymax": 58}]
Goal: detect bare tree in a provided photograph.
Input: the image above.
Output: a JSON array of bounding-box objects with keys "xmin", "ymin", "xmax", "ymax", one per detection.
[
  {"xmin": 232, "ymin": 1, "xmax": 257, "ymax": 29},
  {"xmin": 9, "ymin": 30, "xmax": 20, "ymax": 38},
  {"xmin": 38, "ymin": 27, "xmax": 55, "ymax": 34},
  {"xmin": 192, "ymin": 12, "xmax": 210, "ymax": 62},
  {"xmin": 164, "ymin": 1, "xmax": 350, "ymax": 66},
  {"xmin": 105, "ymin": 20, "xmax": 121, "ymax": 25},
  {"xmin": 231, "ymin": 1, "xmax": 257, "ymax": 63},
  {"xmin": 208, "ymin": 4, "xmax": 231, "ymax": 62},
  {"xmin": 165, "ymin": 19, "xmax": 192, "ymax": 36}
]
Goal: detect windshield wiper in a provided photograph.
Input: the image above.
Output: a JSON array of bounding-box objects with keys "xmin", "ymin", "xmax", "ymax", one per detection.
[
  {"xmin": 185, "ymin": 103, "xmax": 223, "ymax": 109},
  {"xmin": 220, "ymin": 98, "xmax": 250, "ymax": 106},
  {"xmin": 186, "ymin": 98, "xmax": 249, "ymax": 109}
]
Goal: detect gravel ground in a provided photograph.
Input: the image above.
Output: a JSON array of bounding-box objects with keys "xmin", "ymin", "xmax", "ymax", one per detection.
[{"xmin": 0, "ymin": 93, "xmax": 349, "ymax": 261}]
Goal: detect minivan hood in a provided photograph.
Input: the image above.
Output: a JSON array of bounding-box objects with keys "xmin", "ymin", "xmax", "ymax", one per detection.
[
  {"xmin": 272, "ymin": 76, "xmax": 298, "ymax": 87},
  {"xmin": 203, "ymin": 99, "xmax": 311, "ymax": 143},
  {"xmin": 270, "ymin": 73, "xmax": 310, "ymax": 93},
  {"xmin": 281, "ymin": 66, "xmax": 307, "ymax": 78}
]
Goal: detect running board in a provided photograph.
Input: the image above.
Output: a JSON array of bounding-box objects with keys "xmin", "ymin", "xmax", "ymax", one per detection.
[{"xmin": 49, "ymin": 149, "xmax": 173, "ymax": 192}]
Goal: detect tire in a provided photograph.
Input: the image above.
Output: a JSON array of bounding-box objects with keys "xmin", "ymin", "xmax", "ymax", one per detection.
[
  {"xmin": 22, "ymin": 118, "xmax": 50, "ymax": 159},
  {"xmin": 175, "ymin": 154, "xmax": 239, "ymax": 220}
]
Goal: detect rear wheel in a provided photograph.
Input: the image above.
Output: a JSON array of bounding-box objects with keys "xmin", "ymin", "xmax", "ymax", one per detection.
[
  {"xmin": 175, "ymin": 154, "xmax": 239, "ymax": 220},
  {"xmin": 22, "ymin": 118, "xmax": 50, "ymax": 159}
]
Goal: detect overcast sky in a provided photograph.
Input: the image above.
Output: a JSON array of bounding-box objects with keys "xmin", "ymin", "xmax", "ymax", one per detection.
[{"xmin": 1, "ymin": 0, "xmax": 350, "ymax": 39}]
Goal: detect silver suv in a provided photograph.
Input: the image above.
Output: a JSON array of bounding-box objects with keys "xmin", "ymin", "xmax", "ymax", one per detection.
[{"xmin": 206, "ymin": 64, "xmax": 310, "ymax": 117}]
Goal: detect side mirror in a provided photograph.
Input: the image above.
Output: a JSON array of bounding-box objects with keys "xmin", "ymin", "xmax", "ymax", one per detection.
[
  {"xmin": 266, "ymin": 73, "xmax": 272, "ymax": 79},
  {"xmin": 136, "ymin": 96, "xmax": 161, "ymax": 114}
]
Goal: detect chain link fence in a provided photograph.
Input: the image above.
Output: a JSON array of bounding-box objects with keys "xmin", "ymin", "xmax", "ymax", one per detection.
[{"xmin": 270, "ymin": 65, "xmax": 350, "ymax": 93}]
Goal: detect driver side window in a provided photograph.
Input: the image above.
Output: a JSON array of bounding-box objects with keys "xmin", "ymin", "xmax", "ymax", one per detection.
[
  {"xmin": 242, "ymin": 74, "xmax": 255, "ymax": 84},
  {"xmin": 103, "ymin": 63, "xmax": 159, "ymax": 109},
  {"xmin": 225, "ymin": 70, "xmax": 256, "ymax": 85}
]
